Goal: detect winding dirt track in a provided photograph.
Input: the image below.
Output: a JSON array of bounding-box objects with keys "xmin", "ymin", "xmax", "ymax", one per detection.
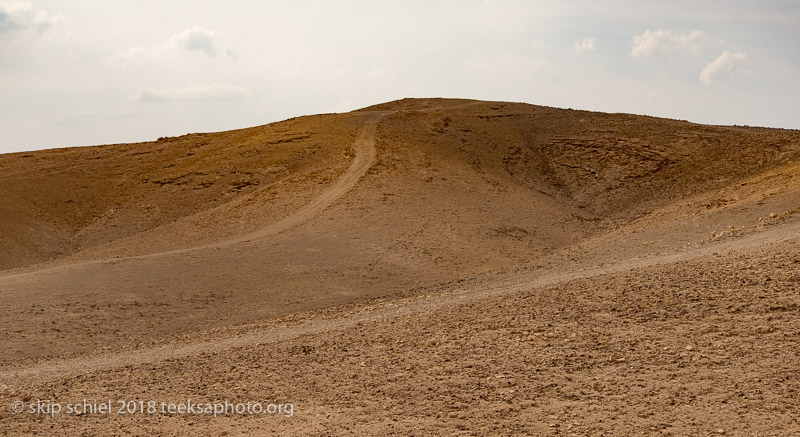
[
  {"xmin": 2, "ymin": 217, "xmax": 798, "ymax": 385},
  {"xmin": 2, "ymin": 103, "xmax": 798, "ymax": 387},
  {"xmin": 0, "ymin": 111, "xmax": 387, "ymax": 282}
]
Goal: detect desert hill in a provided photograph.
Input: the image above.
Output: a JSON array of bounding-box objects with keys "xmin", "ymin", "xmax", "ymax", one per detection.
[
  {"xmin": 2, "ymin": 98, "xmax": 798, "ymax": 271},
  {"xmin": 0, "ymin": 98, "xmax": 799, "ymax": 361},
  {"xmin": 1, "ymin": 98, "xmax": 800, "ymax": 435}
]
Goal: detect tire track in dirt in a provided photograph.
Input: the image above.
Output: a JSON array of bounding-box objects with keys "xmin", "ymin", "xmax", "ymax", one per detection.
[
  {"xmin": 0, "ymin": 111, "xmax": 388, "ymax": 282},
  {"xmin": 3, "ymin": 218, "xmax": 798, "ymax": 385}
]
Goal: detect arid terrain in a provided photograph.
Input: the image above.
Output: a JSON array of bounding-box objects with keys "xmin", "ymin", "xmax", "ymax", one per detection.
[{"xmin": 1, "ymin": 98, "xmax": 799, "ymax": 435}]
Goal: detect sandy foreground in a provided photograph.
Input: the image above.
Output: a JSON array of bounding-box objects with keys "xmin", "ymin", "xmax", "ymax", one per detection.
[{"xmin": 1, "ymin": 98, "xmax": 799, "ymax": 435}]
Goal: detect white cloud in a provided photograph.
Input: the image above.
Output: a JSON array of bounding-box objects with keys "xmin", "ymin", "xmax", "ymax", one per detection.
[
  {"xmin": 699, "ymin": 51, "xmax": 748, "ymax": 85},
  {"xmin": 128, "ymin": 83, "xmax": 250, "ymax": 102},
  {"xmin": 630, "ymin": 30, "xmax": 706, "ymax": 57},
  {"xmin": 0, "ymin": 0, "xmax": 61, "ymax": 33},
  {"xmin": 169, "ymin": 26, "xmax": 216, "ymax": 56},
  {"xmin": 573, "ymin": 37, "xmax": 595, "ymax": 53},
  {"xmin": 112, "ymin": 26, "xmax": 218, "ymax": 60}
]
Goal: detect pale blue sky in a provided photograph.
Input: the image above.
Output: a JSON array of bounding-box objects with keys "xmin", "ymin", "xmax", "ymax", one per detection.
[{"xmin": 1, "ymin": 0, "xmax": 798, "ymax": 153}]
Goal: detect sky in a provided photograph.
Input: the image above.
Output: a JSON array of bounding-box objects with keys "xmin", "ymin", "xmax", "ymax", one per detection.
[{"xmin": 1, "ymin": 1, "xmax": 798, "ymax": 153}]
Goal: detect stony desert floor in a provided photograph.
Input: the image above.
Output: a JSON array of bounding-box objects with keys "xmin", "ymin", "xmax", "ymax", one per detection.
[{"xmin": 0, "ymin": 98, "xmax": 798, "ymax": 435}]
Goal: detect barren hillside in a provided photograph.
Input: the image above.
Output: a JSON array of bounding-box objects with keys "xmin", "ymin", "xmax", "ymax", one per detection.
[{"xmin": 1, "ymin": 99, "xmax": 799, "ymax": 436}]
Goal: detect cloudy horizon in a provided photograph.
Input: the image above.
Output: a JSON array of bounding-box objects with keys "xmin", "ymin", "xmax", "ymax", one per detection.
[{"xmin": 1, "ymin": 0, "xmax": 798, "ymax": 153}]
